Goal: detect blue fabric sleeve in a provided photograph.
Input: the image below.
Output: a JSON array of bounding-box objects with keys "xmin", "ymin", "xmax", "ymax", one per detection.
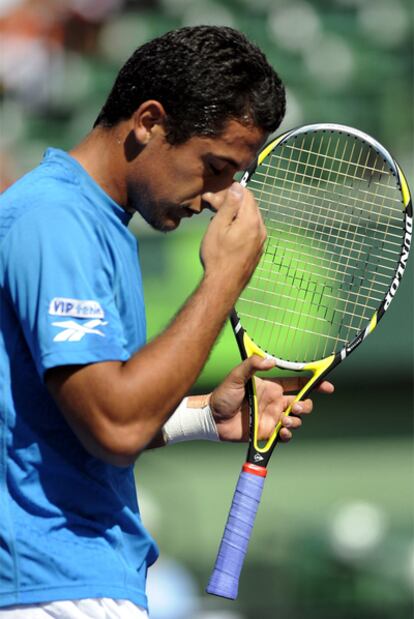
[{"xmin": 3, "ymin": 203, "xmax": 130, "ymax": 377}]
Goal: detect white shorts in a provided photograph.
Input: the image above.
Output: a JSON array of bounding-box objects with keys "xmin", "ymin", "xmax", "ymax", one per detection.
[{"xmin": 0, "ymin": 598, "xmax": 148, "ymax": 618}]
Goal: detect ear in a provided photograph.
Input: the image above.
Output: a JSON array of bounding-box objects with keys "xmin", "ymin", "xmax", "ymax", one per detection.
[{"xmin": 132, "ymin": 100, "xmax": 167, "ymax": 145}]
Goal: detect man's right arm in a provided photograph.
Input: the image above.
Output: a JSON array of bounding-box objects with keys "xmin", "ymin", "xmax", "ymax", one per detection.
[{"xmin": 46, "ymin": 183, "xmax": 266, "ymax": 466}]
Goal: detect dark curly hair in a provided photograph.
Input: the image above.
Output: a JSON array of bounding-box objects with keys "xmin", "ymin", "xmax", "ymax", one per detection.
[{"xmin": 94, "ymin": 25, "xmax": 285, "ymax": 143}]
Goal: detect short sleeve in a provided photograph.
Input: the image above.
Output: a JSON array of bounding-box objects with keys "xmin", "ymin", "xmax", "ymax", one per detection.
[{"xmin": 3, "ymin": 203, "xmax": 130, "ymax": 377}]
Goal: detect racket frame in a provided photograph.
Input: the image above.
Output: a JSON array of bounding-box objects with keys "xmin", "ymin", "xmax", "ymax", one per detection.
[
  {"xmin": 206, "ymin": 123, "xmax": 412, "ymax": 600},
  {"xmin": 237, "ymin": 123, "xmax": 412, "ymax": 465}
]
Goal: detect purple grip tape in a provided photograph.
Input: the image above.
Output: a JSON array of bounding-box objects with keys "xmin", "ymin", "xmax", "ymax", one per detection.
[{"xmin": 206, "ymin": 468, "xmax": 266, "ymax": 599}]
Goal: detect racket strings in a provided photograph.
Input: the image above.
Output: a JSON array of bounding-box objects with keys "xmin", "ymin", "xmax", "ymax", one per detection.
[
  {"xmin": 252, "ymin": 177, "xmax": 403, "ymax": 228},
  {"xmin": 278, "ymin": 144, "xmax": 398, "ymax": 191},
  {"xmin": 260, "ymin": 226, "xmax": 399, "ymax": 274},
  {"xmin": 237, "ymin": 131, "xmax": 404, "ymax": 363}
]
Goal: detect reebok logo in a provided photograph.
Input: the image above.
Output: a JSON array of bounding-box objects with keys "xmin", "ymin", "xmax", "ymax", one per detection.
[{"xmin": 52, "ymin": 319, "xmax": 108, "ymax": 342}]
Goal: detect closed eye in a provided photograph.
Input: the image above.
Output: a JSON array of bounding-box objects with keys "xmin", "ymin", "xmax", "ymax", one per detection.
[{"xmin": 209, "ymin": 163, "xmax": 223, "ymax": 176}]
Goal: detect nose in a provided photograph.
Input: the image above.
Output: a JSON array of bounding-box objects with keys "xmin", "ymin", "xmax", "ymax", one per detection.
[
  {"xmin": 200, "ymin": 197, "xmax": 216, "ymax": 213},
  {"xmin": 199, "ymin": 176, "xmax": 236, "ymax": 213},
  {"xmin": 187, "ymin": 195, "xmax": 213, "ymax": 214}
]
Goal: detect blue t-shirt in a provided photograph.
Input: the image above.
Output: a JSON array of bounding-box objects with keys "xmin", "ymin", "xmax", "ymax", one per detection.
[{"xmin": 0, "ymin": 149, "xmax": 158, "ymax": 609}]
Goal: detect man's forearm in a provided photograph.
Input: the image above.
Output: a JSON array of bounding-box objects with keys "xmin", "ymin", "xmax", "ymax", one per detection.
[
  {"xmin": 47, "ymin": 274, "xmax": 240, "ymax": 464},
  {"xmin": 115, "ymin": 274, "xmax": 237, "ymax": 427}
]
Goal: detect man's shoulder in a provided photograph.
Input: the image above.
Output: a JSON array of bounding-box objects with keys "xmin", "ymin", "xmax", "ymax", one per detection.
[
  {"xmin": 0, "ymin": 160, "xmax": 94, "ymax": 242},
  {"xmin": 2, "ymin": 152, "xmax": 83, "ymax": 204}
]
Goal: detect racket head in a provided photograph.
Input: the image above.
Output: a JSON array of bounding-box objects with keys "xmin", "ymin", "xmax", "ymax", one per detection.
[{"xmin": 235, "ymin": 123, "xmax": 412, "ymax": 461}]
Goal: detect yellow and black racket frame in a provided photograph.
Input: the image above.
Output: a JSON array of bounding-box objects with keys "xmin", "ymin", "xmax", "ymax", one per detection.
[{"xmin": 234, "ymin": 123, "xmax": 412, "ymax": 469}]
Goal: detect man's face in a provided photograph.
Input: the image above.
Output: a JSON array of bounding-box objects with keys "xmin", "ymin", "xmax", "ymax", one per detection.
[{"xmin": 126, "ymin": 119, "xmax": 267, "ymax": 232}]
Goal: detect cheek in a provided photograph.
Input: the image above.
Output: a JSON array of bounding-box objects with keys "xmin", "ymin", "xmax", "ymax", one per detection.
[
  {"xmin": 169, "ymin": 160, "xmax": 206, "ymax": 196},
  {"xmin": 134, "ymin": 151, "xmax": 205, "ymax": 204},
  {"xmin": 129, "ymin": 175, "xmax": 167, "ymax": 207}
]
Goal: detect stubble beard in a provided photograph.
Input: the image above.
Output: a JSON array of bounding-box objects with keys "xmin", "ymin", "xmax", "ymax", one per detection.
[{"xmin": 127, "ymin": 184, "xmax": 181, "ymax": 233}]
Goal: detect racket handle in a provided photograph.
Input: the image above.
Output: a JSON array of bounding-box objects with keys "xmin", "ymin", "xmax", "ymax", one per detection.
[{"xmin": 206, "ymin": 463, "xmax": 267, "ymax": 599}]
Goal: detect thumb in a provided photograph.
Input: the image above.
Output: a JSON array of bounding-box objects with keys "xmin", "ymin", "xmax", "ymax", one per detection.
[
  {"xmin": 202, "ymin": 182, "xmax": 244, "ymax": 218},
  {"xmin": 231, "ymin": 355, "xmax": 275, "ymax": 385}
]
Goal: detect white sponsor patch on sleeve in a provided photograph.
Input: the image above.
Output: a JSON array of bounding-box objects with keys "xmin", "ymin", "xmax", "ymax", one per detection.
[{"xmin": 49, "ymin": 297, "xmax": 105, "ymax": 319}]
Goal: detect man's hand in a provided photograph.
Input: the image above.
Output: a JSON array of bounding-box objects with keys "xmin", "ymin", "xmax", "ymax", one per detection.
[
  {"xmin": 200, "ymin": 182, "xmax": 266, "ymax": 295},
  {"xmin": 209, "ymin": 356, "xmax": 334, "ymax": 442}
]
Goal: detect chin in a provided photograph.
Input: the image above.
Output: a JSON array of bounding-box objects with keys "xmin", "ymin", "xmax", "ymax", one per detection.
[
  {"xmin": 151, "ymin": 217, "xmax": 181, "ymax": 233},
  {"xmin": 165, "ymin": 219, "xmax": 181, "ymax": 232}
]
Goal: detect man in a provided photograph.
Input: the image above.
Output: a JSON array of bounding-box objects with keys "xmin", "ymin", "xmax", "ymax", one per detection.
[{"xmin": 0, "ymin": 26, "xmax": 333, "ymax": 618}]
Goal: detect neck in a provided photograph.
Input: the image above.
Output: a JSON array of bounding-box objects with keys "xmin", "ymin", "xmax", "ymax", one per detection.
[{"xmin": 70, "ymin": 126, "xmax": 129, "ymax": 209}]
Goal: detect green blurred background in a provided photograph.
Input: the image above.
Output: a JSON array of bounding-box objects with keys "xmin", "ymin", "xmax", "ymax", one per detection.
[{"xmin": 1, "ymin": 0, "xmax": 412, "ymax": 617}]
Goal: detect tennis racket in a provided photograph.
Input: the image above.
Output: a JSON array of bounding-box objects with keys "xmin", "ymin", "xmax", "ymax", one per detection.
[{"xmin": 206, "ymin": 123, "xmax": 412, "ymax": 600}]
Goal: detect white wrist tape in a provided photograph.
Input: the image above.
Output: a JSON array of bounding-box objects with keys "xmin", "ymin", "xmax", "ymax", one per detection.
[{"xmin": 162, "ymin": 397, "xmax": 220, "ymax": 445}]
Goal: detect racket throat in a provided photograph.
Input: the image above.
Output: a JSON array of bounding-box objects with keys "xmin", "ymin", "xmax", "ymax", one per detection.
[{"xmin": 247, "ymin": 444, "xmax": 274, "ymax": 468}]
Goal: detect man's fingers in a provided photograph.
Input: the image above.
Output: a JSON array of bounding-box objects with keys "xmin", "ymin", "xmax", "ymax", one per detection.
[
  {"xmin": 232, "ymin": 355, "xmax": 275, "ymax": 384},
  {"xmin": 291, "ymin": 398, "xmax": 313, "ymax": 415},
  {"xmin": 278, "ymin": 376, "xmax": 334, "ymax": 394},
  {"xmin": 282, "ymin": 413, "xmax": 303, "ymax": 429},
  {"xmin": 277, "ymin": 409, "xmax": 304, "ymax": 442},
  {"xmin": 202, "ymin": 182, "xmax": 245, "ymax": 219},
  {"xmin": 316, "ymin": 380, "xmax": 335, "ymax": 394},
  {"xmin": 279, "ymin": 427, "xmax": 293, "ymax": 442}
]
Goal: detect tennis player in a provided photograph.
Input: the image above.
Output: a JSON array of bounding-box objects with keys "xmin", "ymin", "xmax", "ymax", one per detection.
[{"xmin": 0, "ymin": 26, "xmax": 333, "ymax": 618}]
